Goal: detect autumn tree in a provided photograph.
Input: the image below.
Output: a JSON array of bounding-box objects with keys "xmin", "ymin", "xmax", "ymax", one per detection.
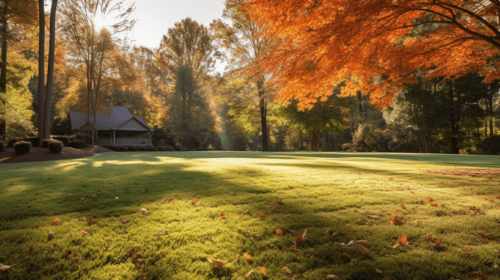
[
  {"xmin": 244, "ymin": 0, "xmax": 500, "ymax": 114},
  {"xmin": 58, "ymin": 0, "xmax": 135, "ymax": 145},
  {"xmin": 211, "ymin": 0, "xmax": 273, "ymax": 151}
]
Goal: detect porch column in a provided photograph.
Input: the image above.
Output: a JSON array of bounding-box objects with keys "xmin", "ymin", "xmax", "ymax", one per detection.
[{"xmin": 113, "ymin": 130, "xmax": 115, "ymax": 145}]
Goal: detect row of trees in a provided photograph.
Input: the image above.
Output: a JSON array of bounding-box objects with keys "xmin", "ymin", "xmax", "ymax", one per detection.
[{"xmin": 1, "ymin": 0, "xmax": 499, "ymax": 154}]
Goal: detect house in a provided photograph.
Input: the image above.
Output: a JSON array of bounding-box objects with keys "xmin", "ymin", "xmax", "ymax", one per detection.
[{"xmin": 69, "ymin": 106, "xmax": 153, "ymax": 146}]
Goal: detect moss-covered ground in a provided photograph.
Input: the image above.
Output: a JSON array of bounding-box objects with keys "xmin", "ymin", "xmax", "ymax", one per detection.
[{"xmin": 0, "ymin": 151, "xmax": 500, "ymax": 279}]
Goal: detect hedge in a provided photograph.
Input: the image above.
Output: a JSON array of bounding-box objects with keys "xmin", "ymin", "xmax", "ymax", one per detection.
[
  {"xmin": 14, "ymin": 141, "xmax": 31, "ymax": 155},
  {"xmin": 69, "ymin": 140, "xmax": 85, "ymax": 149},
  {"xmin": 48, "ymin": 140, "xmax": 63, "ymax": 153}
]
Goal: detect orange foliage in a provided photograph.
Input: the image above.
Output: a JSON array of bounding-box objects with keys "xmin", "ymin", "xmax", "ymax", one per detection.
[{"xmin": 244, "ymin": 0, "xmax": 500, "ymax": 111}]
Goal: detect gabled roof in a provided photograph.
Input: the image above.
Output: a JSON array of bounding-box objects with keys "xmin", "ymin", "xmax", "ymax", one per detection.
[{"xmin": 69, "ymin": 106, "xmax": 153, "ymax": 131}]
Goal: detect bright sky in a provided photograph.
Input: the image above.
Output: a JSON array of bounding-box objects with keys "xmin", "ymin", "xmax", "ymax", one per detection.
[
  {"xmin": 122, "ymin": 0, "xmax": 228, "ymax": 74},
  {"xmin": 49, "ymin": 0, "xmax": 228, "ymax": 74}
]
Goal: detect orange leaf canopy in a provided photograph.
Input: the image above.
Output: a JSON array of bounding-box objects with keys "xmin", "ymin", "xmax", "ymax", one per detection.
[{"xmin": 244, "ymin": 0, "xmax": 500, "ymax": 111}]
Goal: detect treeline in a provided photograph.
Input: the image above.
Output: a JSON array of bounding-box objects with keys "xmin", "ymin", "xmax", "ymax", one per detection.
[{"xmin": 1, "ymin": 0, "xmax": 499, "ymax": 154}]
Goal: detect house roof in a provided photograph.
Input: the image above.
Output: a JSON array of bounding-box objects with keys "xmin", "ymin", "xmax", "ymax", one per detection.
[{"xmin": 69, "ymin": 106, "xmax": 153, "ymax": 131}]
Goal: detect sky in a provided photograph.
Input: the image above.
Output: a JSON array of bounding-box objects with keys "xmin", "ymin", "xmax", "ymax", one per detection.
[{"xmin": 111, "ymin": 0, "xmax": 228, "ymax": 74}]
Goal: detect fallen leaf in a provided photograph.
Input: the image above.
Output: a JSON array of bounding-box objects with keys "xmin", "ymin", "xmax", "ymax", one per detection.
[
  {"xmin": 302, "ymin": 229, "xmax": 307, "ymax": 239},
  {"xmin": 426, "ymin": 233, "xmax": 433, "ymax": 240},
  {"xmin": 118, "ymin": 219, "xmax": 129, "ymax": 224},
  {"xmin": 324, "ymin": 229, "xmax": 331, "ymax": 235},
  {"xmin": 283, "ymin": 267, "xmax": 292, "ymax": 275},
  {"xmin": 259, "ymin": 267, "xmax": 266, "ymax": 274},
  {"xmin": 340, "ymin": 253, "xmax": 351, "ymax": 263},
  {"xmin": 393, "ymin": 234, "xmax": 407, "ymax": 248},
  {"xmin": 69, "ymin": 232, "xmax": 72, "ymax": 237},
  {"xmin": 257, "ymin": 214, "xmax": 267, "ymax": 218},
  {"xmin": 0, "ymin": 263, "xmax": 13, "ymax": 271},
  {"xmin": 78, "ymin": 231, "xmax": 88, "ymax": 236},
  {"xmin": 276, "ymin": 229, "xmax": 283, "ymax": 236},
  {"xmin": 423, "ymin": 199, "xmax": 429, "ymax": 204},
  {"xmin": 434, "ymin": 240, "xmax": 443, "ymax": 247},
  {"xmin": 236, "ymin": 254, "xmax": 240, "ymax": 260},
  {"xmin": 390, "ymin": 214, "xmax": 403, "ymax": 225},
  {"xmin": 191, "ymin": 199, "xmax": 197, "ymax": 205},
  {"xmin": 220, "ymin": 212, "xmax": 228, "ymax": 219},
  {"xmin": 469, "ymin": 206, "xmax": 477, "ymax": 210},
  {"xmin": 224, "ymin": 264, "xmax": 232, "ymax": 267},
  {"xmin": 356, "ymin": 245, "xmax": 371, "ymax": 255},
  {"xmin": 160, "ymin": 249, "xmax": 168, "ymax": 253},
  {"xmin": 243, "ymin": 253, "xmax": 251, "ymax": 260},
  {"xmin": 28, "ymin": 244, "xmax": 33, "ymax": 251},
  {"xmin": 244, "ymin": 269, "xmax": 254, "ymax": 278},
  {"xmin": 325, "ymin": 275, "xmax": 339, "ymax": 279},
  {"xmin": 290, "ymin": 245, "xmax": 297, "ymax": 252},
  {"xmin": 463, "ymin": 247, "xmax": 475, "ymax": 256},
  {"xmin": 128, "ymin": 246, "xmax": 134, "ymax": 255},
  {"xmin": 207, "ymin": 258, "xmax": 224, "ymax": 268},
  {"xmin": 430, "ymin": 202, "xmax": 438, "ymax": 207},
  {"xmin": 357, "ymin": 240, "xmax": 368, "ymax": 245}
]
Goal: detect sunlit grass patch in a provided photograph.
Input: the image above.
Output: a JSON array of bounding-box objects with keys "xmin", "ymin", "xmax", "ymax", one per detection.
[{"xmin": 0, "ymin": 152, "xmax": 499, "ymax": 279}]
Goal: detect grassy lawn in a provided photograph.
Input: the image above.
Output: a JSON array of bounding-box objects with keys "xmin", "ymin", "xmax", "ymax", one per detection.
[{"xmin": 0, "ymin": 151, "xmax": 500, "ymax": 280}]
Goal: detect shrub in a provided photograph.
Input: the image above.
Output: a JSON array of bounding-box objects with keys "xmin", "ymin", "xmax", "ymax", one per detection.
[
  {"xmin": 352, "ymin": 124, "xmax": 378, "ymax": 152},
  {"xmin": 187, "ymin": 135, "xmax": 201, "ymax": 150},
  {"xmin": 127, "ymin": 146, "xmax": 137, "ymax": 151},
  {"xmin": 24, "ymin": 137, "xmax": 40, "ymax": 147},
  {"xmin": 145, "ymin": 146, "xmax": 154, "ymax": 151},
  {"xmin": 40, "ymin": 139, "xmax": 52, "ymax": 148},
  {"xmin": 163, "ymin": 145, "xmax": 174, "ymax": 151},
  {"xmin": 156, "ymin": 146, "xmax": 165, "ymax": 151},
  {"xmin": 52, "ymin": 136, "xmax": 69, "ymax": 146},
  {"xmin": 14, "ymin": 141, "xmax": 31, "ymax": 155},
  {"xmin": 48, "ymin": 140, "xmax": 63, "ymax": 153},
  {"xmin": 68, "ymin": 136, "xmax": 77, "ymax": 142},
  {"xmin": 106, "ymin": 145, "xmax": 117, "ymax": 151},
  {"xmin": 479, "ymin": 135, "xmax": 500, "ymax": 155},
  {"xmin": 136, "ymin": 146, "xmax": 146, "ymax": 151},
  {"xmin": 174, "ymin": 145, "xmax": 185, "ymax": 151},
  {"xmin": 73, "ymin": 134, "xmax": 92, "ymax": 147},
  {"xmin": 8, "ymin": 139, "xmax": 20, "ymax": 148},
  {"xmin": 342, "ymin": 143, "xmax": 353, "ymax": 152},
  {"xmin": 154, "ymin": 139, "xmax": 166, "ymax": 147},
  {"xmin": 69, "ymin": 140, "xmax": 85, "ymax": 149},
  {"xmin": 118, "ymin": 146, "xmax": 128, "ymax": 151},
  {"xmin": 150, "ymin": 147, "xmax": 158, "ymax": 151}
]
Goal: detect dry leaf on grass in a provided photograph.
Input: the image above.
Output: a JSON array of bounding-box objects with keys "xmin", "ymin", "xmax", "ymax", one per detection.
[
  {"xmin": 325, "ymin": 275, "xmax": 339, "ymax": 279},
  {"xmin": 393, "ymin": 234, "xmax": 407, "ymax": 248},
  {"xmin": 207, "ymin": 258, "xmax": 224, "ymax": 268},
  {"xmin": 283, "ymin": 267, "xmax": 292, "ymax": 275},
  {"xmin": 244, "ymin": 269, "xmax": 254, "ymax": 278},
  {"xmin": 243, "ymin": 253, "xmax": 251, "ymax": 260},
  {"xmin": 340, "ymin": 253, "xmax": 351, "ymax": 263},
  {"xmin": 53, "ymin": 218, "xmax": 61, "ymax": 225},
  {"xmin": 356, "ymin": 245, "xmax": 371, "ymax": 255},
  {"xmin": 0, "ymin": 263, "xmax": 13, "ymax": 271},
  {"xmin": 259, "ymin": 267, "xmax": 266, "ymax": 274}
]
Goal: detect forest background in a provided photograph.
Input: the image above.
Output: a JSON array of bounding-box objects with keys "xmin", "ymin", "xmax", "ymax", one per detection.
[{"xmin": 1, "ymin": 0, "xmax": 500, "ymax": 155}]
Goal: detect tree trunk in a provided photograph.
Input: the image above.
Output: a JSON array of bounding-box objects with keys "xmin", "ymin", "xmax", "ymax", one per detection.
[
  {"xmin": 488, "ymin": 95, "xmax": 494, "ymax": 137},
  {"xmin": 256, "ymin": 79, "xmax": 268, "ymax": 151},
  {"xmin": 0, "ymin": 0, "xmax": 7, "ymax": 143},
  {"xmin": 44, "ymin": 0, "xmax": 58, "ymax": 140},
  {"xmin": 447, "ymin": 80, "xmax": 459, "ymax": 154},
  {"xmin": 37, "ymin": 0, "xmax": 45, "ymax": 144}
]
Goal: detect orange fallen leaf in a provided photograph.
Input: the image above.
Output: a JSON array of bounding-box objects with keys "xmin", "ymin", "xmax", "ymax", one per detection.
[
  {"xmin": 69, "ymin": 232, "xmax": 72, "ymax": 237},
  {"xmin": 236, "ymin": 254, "xmax": 240, "ymax": 260},
  {"xmin": 259, "ymin": 267, "xmax": 266, "ymax": 274},
  {"xmin": 340, "ymin": 253, "xmax": 351, "ymax": 263},
  {"xmin": 28, "ymin": 244, "xmax": 33, "ymax": 252},
  {"xmin": 244, "ymin": 269, "xmax": 254, "ymax": 278},
  {"xmin": 290, "ymin": 245, "xmax": 297, "ymax": 252},
  {"xmin": 390, "ymin": 214, "xmax": 403, "ymax": 225},
  {"xmin": 257, "ymin": 214, "xmax": 267, "ymax": 218},
  {"xmin": 43, "ymin": 224, "xmax": 50, "ymax": 227},
  {"xmin": 278, "ymin": 199, "xmax": 283, "ymax": 204},
  {"xmin": 207, "ymin": 258, "xmax": 224, "ymax": 268},
  {"xmin": 324, "ymin": 229, "xmax": 331, "ymax": 235},
  {"xmin": 434, "ymin": 240, "xmax": 443, "ymax": 247},
  {"xmin": 356, "ymin": 245, "xmax": 371, "ymax": 255},
  {"xmin": 220, "ymin": 212, "xmax": 228, "ymax": 219},
  {"xmin": 78, "ymin": 231, "xmax": 88, "ymax": 236},
  {"xmin": 422, "ymin": 199, "xmax": 429, "ymax": 204},
  {"xmin": 469, "ymin": 206, "xmax": 477, "ymax": 210},
  {"xmin": 463, "ymin": 247, "xmax": 475, "ymax": 256},
  {"xmin": 53, "ymin": 218, "xmax": 61, "ymax": 225},
  {"xmin": 284, "ymin": 267, "xmax": 292, "ymax": 275},
  {"xmin": 393, "ymin": 234, "xmax": 407, "ymax": 248},
  {"xmin": 325, "ymin": 275, "xmax": 339, "ymax": 279},
  {"xmin": 426, "ymin": 233, "xmax": 433, "ymax": 240},
  {"xmin": 191, "ymin": 199, "xmax": 197, "ymax": 205},
  {"xmin": 276, "ymin": 229, "xmax": 283, "ymax": 236},
  {"xmin": 160, "ymin": 249, "xmax": 168, "ymax": 253},
  {"xmin": 243, "ymin": 253, "xmax": 251, "ymax": 260},
  {"xmin": 302, "ymin": 229, "xmax": 307, "ymax": 239},
  {"xmin": 128, "ymin": 246, "xmax": 134, "ymax": 255},
  {"xmin": 224, "ymin": 264, "xmax": 232, "ymax": 267},
  {"xmin": 357, "ymin": 240, "xmax": 368, "ymax": 245},
  {"xmin": 430, "ymin": 202, "xmax": 438, "ymax": 207}
]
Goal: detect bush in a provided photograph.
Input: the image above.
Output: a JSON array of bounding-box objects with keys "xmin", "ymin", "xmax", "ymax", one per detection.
[
  {"xmin": 8, "ymin": 139, "xmax": 20, "ymax": 148},
  {"xmin": 136, "ymin": 146, "xmax": 146, "ymax": 151},
  {"xmin": 163, "ymin": 145, "xmax": 174, "ymax": 151},
  {"xmin": 187, "ymin": 135, "xmax": 201, "ymax": 150},
  {"xmin": 40, "ymin": 139, "xmax": 52, "ymax": 148},
  {"xmin": 118, "ymin": 146, "xmax": 128, "ymax": 151},
  {"xmin": 24, "ymin": 137, "xmax": 40, "ymax": 147},
  {"xmin": 153, "ymin": 139, "xmax": 166, "ymax": 147},
  {"xmin": 156, "ymin": 146, "xmax": 165, "ymax": 151},
  {"xmin": 14, "ymin": 141, "xmax": 31, "ymax": 155},
  {"xmin": 69, "ymin": 136, "xmax": 77, "ymax": 142},
  {"xmin": 48, "ymin": 140, "xmax": 63, "ymax": 153},
  {"xmin": 174, "ymin": 145, "xmax": 185, "ymax": 151},
  {"xmin": 144, "ymin": 145, "xmax": 154, "ymax": 151},
  {"xmin": 127, "ymin": 146, "xmax": 137, "ymax": 151},
  {"xmin": 106, "ymin": 145, "xmax": 117, "ymax": 151},
  {"xmin": 73, "ymin": 134, "xmax": 91, "ymax": 147},
  {"xmin": 69, "ymin": 140, "xmax": 85, "ymax": 149},
  {"xmin": 352, "ymin": 124, "xmax": 378, "ymax": 152},
  {"xmin": 153, "ymin": 128, "xmax": 176, "ymax": 147},
  {"xmin": 150, "ymin": 146, "xmax": 158, "ymax": 151},
  {"xmin": 52, "ymin": 136, "xmax": 69, "ymax": 146},
  {"xmin": 342, "ymin": 143, "xmax": 353, "ymax": 152},
  {"xmin": 479, "ymin": 135, "xmax": 500, "ymax": 155}
]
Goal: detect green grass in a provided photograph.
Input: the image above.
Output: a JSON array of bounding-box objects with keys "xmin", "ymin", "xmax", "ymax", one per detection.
[{"xmin": 0, "ymin": 151, "xmax": 499, "ymax": 280}]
